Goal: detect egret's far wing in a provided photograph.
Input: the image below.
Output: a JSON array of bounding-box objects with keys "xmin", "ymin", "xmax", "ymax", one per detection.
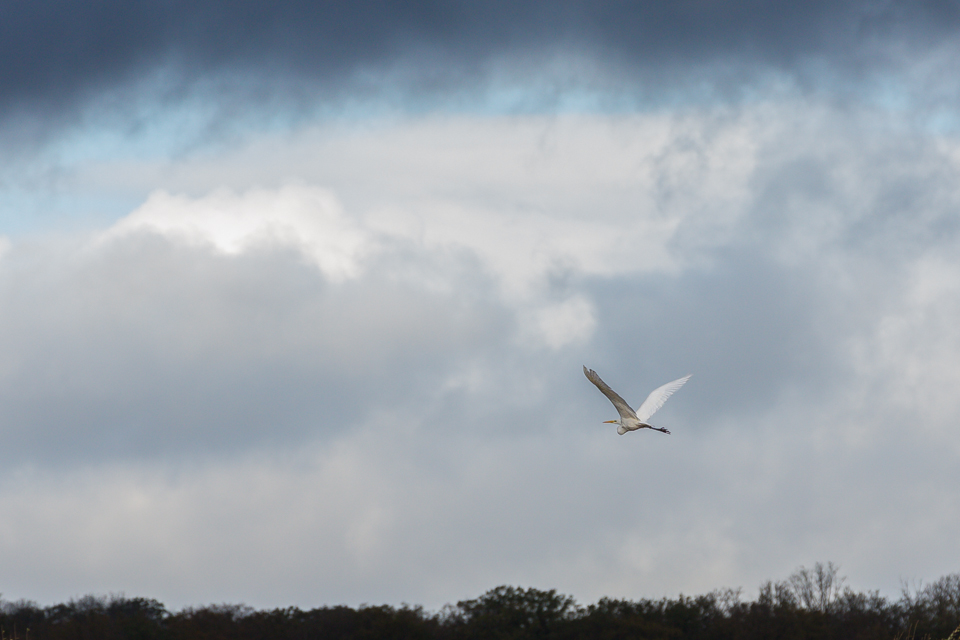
[
  {"xmin": 583, "ymin": 366, "xmax": 637, "ymax": 421},
  {"xmin": 635, "ymin": 374, "xmax": 691, "ymax": 423}
]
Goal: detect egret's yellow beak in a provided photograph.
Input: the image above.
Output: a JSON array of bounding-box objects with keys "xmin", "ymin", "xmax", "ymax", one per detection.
[{"xmin": 603, "ymin": 420, "xmax": 617, "ymax": 423}]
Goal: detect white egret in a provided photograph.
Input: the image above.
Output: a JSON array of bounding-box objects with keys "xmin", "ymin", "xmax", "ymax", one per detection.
[{"xmin": 583, "ymin": 366, "xmax": 691, "ymax": 435}]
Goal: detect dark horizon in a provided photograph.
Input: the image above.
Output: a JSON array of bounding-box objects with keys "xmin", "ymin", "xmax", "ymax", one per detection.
[{"xmin": 3, "ymin": 565, "xmax": 960, "ymax": 640}]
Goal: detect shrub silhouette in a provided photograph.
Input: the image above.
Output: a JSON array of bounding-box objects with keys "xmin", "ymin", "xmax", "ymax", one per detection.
[{"xmin": 3, "ymin": 567, "xmax": 960, "ymax": 640}]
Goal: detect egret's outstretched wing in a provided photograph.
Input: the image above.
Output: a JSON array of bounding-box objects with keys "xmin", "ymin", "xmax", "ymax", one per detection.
[
  {"xmin": 635, "ymin": 374, "xmax": 691, "ymax": 423},
  {"xmin": 583, "ymin": 366, "xmax": 637, "ymax": 421}
]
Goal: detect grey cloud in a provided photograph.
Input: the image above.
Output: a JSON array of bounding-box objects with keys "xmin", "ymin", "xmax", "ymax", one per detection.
[
  {"xmin": 3, "ymin": 95, "xmax": 960, "ymax": 607},
  {"xmin": 3, "ymin": 1, "xmax": 960, "ymax": 123},
  {"xmin": 0, "ymin": 232, "xmax": 508, "ymax": 464},
  {"xmin": 585, "ymin": 250, "xmax": 827, "ymax": 428},
  {"xmin": 8, "ymin": 100, "xmax": 957, "ymax": 470}
]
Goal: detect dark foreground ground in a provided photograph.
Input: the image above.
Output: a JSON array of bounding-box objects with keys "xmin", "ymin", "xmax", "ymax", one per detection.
[{"xmin": 2, "ymin": 565, "xmax": 959, "ymax": 640}]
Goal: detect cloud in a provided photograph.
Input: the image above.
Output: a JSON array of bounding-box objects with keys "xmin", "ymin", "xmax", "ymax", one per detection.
[
  {"xmin": 103, "ymin": 185, "xmax": 372, "ymax": 280},
  {"xmin": 0, "ymin": 214, "xmax": 507, "ymax": 463},
  {"xmin": 72, "ymin": 112, "xmax": 760, "ymax": 282},
  {"xmin": 3, "ymin": 96, "xmax": 960, "ymax": 609},
  {"xmin": 6, "ymin": 101, "xmax": 960, "ymax": 459},
  {"xmin": 5, "ymin": 0, "xmax": 960, "ymax": 135},
  {"xmin": 525, "ymin": 296, "xmax": 596, "ymax": 350}
]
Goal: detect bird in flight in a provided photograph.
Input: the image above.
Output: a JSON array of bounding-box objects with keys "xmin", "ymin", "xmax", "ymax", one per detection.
[{"xmin": 583, "ymin": 366, "xmax": 691, "ymax": 435}]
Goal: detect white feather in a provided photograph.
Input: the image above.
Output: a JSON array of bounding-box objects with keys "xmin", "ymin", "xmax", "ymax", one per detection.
[{"xmin": 635, "ymin": 374, "xmax": 691, "ymax": 423}]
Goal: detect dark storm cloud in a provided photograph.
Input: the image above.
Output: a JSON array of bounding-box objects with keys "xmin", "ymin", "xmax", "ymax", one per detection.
[{"xmin": 3, "ymin": 0, "xmax": 960, "ymax": 119}]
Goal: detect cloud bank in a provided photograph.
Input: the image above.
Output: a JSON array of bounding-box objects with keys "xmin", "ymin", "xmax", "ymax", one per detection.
[
  {"xmin": 5, "ymin": 0, "xmax": 960, "ymax": 133},
  {"xmin": 2, "ymin": 94, "xmax": 960, "ymax": 609}
]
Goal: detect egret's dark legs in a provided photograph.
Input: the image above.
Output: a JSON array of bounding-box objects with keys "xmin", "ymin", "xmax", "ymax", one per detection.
[{"xmin": 638, "ymin": 422, "xmax": 670, "ymax": 434}]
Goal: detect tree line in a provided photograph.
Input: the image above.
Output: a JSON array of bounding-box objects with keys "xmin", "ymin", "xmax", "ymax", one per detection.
[{"xmin": 2, "ymin": 563, "xmax": 959, "ymax": 640}]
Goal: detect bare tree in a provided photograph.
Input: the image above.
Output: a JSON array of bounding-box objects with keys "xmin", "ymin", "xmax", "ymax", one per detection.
[{"xmin": 787, "ymin": 562, "xmax": 846, "ymax": 612}]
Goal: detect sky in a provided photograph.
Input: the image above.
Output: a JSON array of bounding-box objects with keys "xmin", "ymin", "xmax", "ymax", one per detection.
[{"xmin": 1, "ymin": 0, "xmax": 960, "ymax": 612}]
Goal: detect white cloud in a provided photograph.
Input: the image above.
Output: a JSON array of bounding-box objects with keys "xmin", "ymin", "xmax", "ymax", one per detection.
[
  {"xmin": 101, "ymin": 184, "xmax": 372, "ymax": 281},
  {"xmin": 524, "ymin": 295, "xmax": 596, "ymax": 350},
  {"xmin": 73, "ymin": 112, "xmax": 764, "ymax": 287}
]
